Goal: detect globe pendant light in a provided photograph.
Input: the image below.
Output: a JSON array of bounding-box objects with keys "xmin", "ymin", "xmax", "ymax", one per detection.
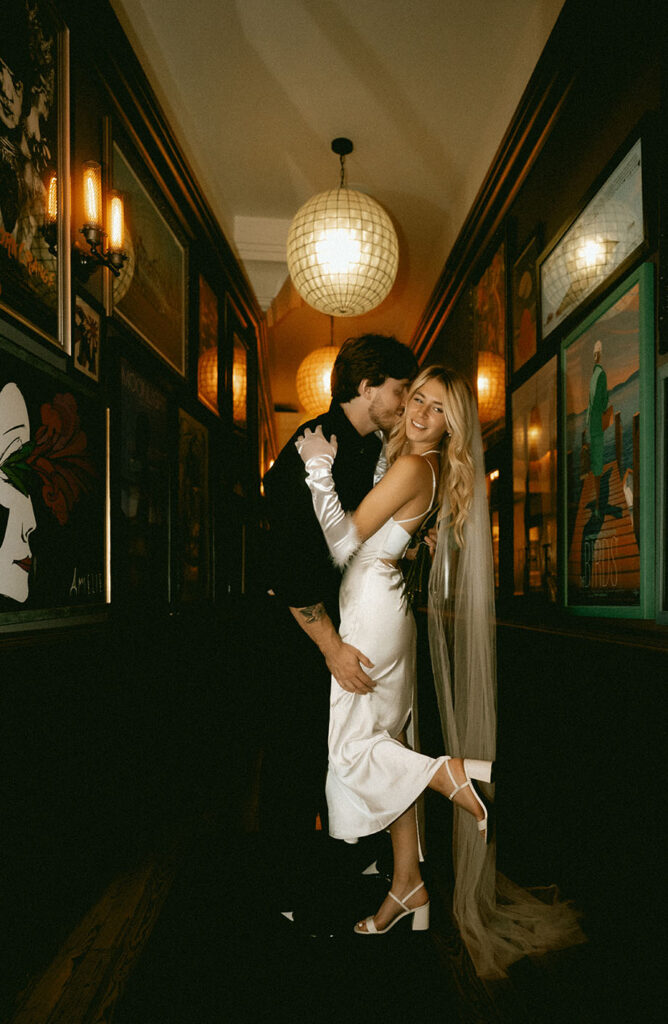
[
  {"xmin": 296, "ymin": 345, "xmax": 340, "ymax": 418},
  {"xmin": 296, "ymin": 317, "xmax": 340, "ymax": 418},
  {"xmin": 286, "ymin": 138, "xmax": 399, "ymax": 317}
]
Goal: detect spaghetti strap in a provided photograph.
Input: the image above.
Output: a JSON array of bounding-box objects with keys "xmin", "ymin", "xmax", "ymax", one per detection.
[{"xmin": 394, "ymin": 451, "xmax": 438, "ymax": 525}]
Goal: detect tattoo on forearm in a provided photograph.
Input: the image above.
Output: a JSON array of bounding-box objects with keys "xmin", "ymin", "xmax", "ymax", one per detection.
[{"xmin": 298, "ymin": 602, "xmax": 325, "ymax": 624}]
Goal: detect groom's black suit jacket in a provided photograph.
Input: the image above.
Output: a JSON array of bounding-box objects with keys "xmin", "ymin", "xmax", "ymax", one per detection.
[
  {"xmin": 263, "ymin": 401, "xmax": 381, "ymax": 620},
  {"xmin": 259, "ymin": 402, "xmax": 381, "ymax": 842}
]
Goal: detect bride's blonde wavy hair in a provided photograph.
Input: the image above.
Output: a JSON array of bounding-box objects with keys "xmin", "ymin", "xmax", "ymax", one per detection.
[{"xmin": 386, "ymin": 365, "xmax": 477, "ymax": 546}]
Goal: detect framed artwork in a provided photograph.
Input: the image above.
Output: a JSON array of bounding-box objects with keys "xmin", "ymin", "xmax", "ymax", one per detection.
[
  {"xmin": 73, "ymin": 292, "xmax": 102, "ymax": 382},
  {"xmin": 117, "ymin": 357, "xmax": 170, "ymax": 605},
  {"xmin": 656, "ymin": 362, "xmax": 668, "ymax": 624},
  {"xmin": 0, "ymin": 336, "xmax": 107, "ymax": 629},
  {"xmin": 0, "ymin": 0, "xmax": 71, "ymax": 351},
  {"xmin": 473, "ymin": 240, "xmax": 506, "ymax": 439},
  {"xmin": 541, "ymin": 137, "xmax": 644, "ymax": 340},
  {"xmin": 176, "ymin": 409, "xmax": 210, "ymax": 603},
  {"xmin": 562, "ymin": 263, "xmax": 654, "ymax": 617},
  {"xmin": 197, "ymin": 274, "xmax": 219, "ymax": 414},
  {"xmin": 511, "ymin": 235, "xmax": 539, "ymax": 373},
  {"xmin": 512, "ymin": 357, "xmax": 558, "ymax": 601},
  {"xmin": 111, "ymin": 140, "xmax": 186, "ymax": 375}
]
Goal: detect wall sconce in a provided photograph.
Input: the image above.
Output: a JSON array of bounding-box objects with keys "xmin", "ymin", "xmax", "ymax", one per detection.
[
  {"xmin": 43, "ymin": 173, "xmax": 58, "ymax": 256},
  {"xmin": 76, "ymin": 161, "xmax": 127, "ymax": 279},
  {"xmin": 42, "ymin": 163, "xmax": 128, "ymax": 281}
]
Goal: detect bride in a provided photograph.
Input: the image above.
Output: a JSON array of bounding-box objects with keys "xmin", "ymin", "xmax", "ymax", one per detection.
[{"xmin": 296, "ymin": 364, "xmax": 583, "ymax": 975}]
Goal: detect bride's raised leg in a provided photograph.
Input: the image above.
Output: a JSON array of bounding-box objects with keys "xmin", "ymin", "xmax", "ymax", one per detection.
[
  {"xmin": 355, "ymin": 803, "xmax": 429, "ymax": 934},
  {"xmin": 428, "ymin": 756, "xmax": 491, "ymax": 842}
]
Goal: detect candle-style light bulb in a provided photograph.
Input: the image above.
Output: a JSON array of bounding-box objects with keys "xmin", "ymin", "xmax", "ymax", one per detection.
[
  {"xmin": 82, "ymin": 161, "xmax": 102, "ymax": 227},
  {"xmin": 109, "ymin": 192, "xmax": 124, "ymax": 251},
  {"xmin": 47, "ymin": 173, "xmax": 57, "ymax": 224}
]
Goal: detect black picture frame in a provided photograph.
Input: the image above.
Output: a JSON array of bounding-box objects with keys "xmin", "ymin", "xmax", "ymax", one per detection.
[
  {"xmin": 0, "ymin": 335, "xmax": 107, "ymax": 629},
  {"xmin": 0, "ymin": 0, "xmax": 71, "ymax": 351},
  {"xmin": 116, "ymin": 355, "xmax": 171, "ymax": 607},
  {"xmin": 110, "ymin": 137, "xmax": 187, "ymax": 376},
  {"xmin": 176, "ymin": 408, "xmax": 210, "ymax": 604},
  {"xmin": 511, "ymin": 234, "xmax": 540, "ymax": 375},
  {"xmin": 73, "ymin": 290, "xmax": 103, "ymax": 382}
]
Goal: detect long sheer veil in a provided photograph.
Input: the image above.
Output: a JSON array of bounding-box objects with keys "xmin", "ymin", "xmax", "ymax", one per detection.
[{"xmin": 427, "ymin": 391, "xmax": 585, "ymax": 979}]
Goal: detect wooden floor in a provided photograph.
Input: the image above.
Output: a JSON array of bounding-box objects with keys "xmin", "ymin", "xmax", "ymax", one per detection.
[{"xmin": 7, "ymin": 811, "xmax": 658, "ymax": 1024}]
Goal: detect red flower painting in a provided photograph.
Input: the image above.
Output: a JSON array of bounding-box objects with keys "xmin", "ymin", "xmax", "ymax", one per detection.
[{"xmin": 26, "ymin": 393, "xmax": 96, "ymax": 525}]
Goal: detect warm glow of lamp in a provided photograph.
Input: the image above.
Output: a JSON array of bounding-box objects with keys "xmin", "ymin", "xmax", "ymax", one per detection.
[
  {"xmin": 542, "ymin": 200, "xmax": 637, "ymax": 312},
  {"xmin": 286, "ymin": 138, "xmax": 398, "ymax": 317},
  {"xmin": 296, "ymin": 346, "xmax": 340, "ymax": 417},
  {"xmin": 82, "ymin": 161, "xmax": 102, "ymax": 227},
  {"xmin": 198, "ymin": 347, "xmax": 218, "ymax": 413},
  {"xmin": 109, "ymin": 191, "xmax": 124, "ymax": 252},
  {"xmin": 232, "ymin": 348, "xmax": 247, "ymax": 426},
  {"xmin": 477, "ymin": 351, "xmax": 505, "ymax": 424},
  {"xmin": 528, "ymin": 404, "xmax": 543, "ymax": 462},
  {"xmin": 47, "ymin": 173, "xmax": 57, "ymax": 224}
]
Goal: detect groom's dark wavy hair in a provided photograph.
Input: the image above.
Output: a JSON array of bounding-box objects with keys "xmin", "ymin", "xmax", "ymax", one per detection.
[{"xmin": 330, "ymin": 334, "xmax": 417, "ymax": 404}]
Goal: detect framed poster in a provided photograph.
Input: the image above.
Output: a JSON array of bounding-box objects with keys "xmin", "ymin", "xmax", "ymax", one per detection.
[
  {"xmin": 473, "ymin": 240, "xmax": 506, "ymax": 439},
  {"xmin": 0, "ymin": 0, "xmax": 71, "ymax": 351},
  {"xmin": 0, "ymin": 337, "xmax": 107, "ymax": 628},
  {"xmin": 656, "ymin": 362, "xmax": 668, "ymax": 624},
  {"xmin": 73, "ymin": 292, "xmax": 102, "ymax": 382},
  {"xmin": 118, "ymin": 357, "xmax": 170, "ymax": 605},
  {"xmin": 562, "ymin": 263, "xmax": 654, "ymax": 616},
  {"xmin": 512, "ymin": 358, "xmax": 557, "ymax": 600},
  {"xmin": 541, "ymin": 138, "xmax": 644, "ymax": 340},
  {"xmin": 176, "ymin": 409, "xmax": 210, "ymax": 603},
  {"xmin": 197, "ymin": 274, "xmax": 219, "ymax": 414},
  {"xmin": 111, "ymin": 141, "xmax": 186, "ymax": 375},
  {"xmin": 511, "ymin": 235, "xmax": 539, "ymax": 373}
]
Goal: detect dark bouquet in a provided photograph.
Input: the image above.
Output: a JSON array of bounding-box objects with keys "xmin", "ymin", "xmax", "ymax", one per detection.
[{"xmin": 401, "ymin": 507, "xmax": 439, "ymax": 610}]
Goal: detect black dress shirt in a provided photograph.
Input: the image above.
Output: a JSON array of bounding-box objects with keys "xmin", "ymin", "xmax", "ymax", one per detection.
[{"xmin": 263, "ymin": 403, "xmax": 381, "ymax": 618}]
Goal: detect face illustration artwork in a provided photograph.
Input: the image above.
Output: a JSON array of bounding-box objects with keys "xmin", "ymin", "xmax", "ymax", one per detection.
[
  {"xmin": 0, "ymin": 56, "xmax": 24, "ymax": 131},
  {"xmin": 0, "ymin": 382, "xmax": 36, "ymax": 602}
]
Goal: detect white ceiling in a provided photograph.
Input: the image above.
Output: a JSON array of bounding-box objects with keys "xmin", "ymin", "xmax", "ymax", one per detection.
[{"xmin": 110, "ymin": 0, "xmax": 565, "ymax": 441}]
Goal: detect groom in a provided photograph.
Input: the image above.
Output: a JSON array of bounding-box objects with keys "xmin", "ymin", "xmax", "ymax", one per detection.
[{"xmin": 261, "ymin": 334, "xmax": 416, "ymax": 919}]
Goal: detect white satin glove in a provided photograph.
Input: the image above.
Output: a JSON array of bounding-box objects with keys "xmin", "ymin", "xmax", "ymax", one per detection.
[
  {"xmin": 295, "ymin": 425, "xmax": 361, "ymax": 567},
  {"xmin": 373, "ymin": 430, "xmax": 388, "ymax": 486}
]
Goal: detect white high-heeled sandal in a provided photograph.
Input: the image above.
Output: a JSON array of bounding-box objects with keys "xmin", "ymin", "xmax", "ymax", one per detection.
[
  {"xmin": 354, "ymin": 881, "xmax": 430, "ymax": 935},
  {"xmin": 445, "ymin": 757, "xmax": 493, "ymax": 843}
]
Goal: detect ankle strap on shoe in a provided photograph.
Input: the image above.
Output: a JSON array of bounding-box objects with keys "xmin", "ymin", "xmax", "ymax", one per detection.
[{"xmin": 388, "ymin": 881, "xmax": 424, "ymax": 911}]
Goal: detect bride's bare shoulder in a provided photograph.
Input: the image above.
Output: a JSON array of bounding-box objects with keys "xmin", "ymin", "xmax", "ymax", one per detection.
[{"xmin": 388, "ymin": 453, "xmax": 433, "ymax": 477}]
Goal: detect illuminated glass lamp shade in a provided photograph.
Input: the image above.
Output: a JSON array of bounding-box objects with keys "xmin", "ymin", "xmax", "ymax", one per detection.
[
  {"xmin": 477, "ymin": 351, "xmax": 505, "ymax": 424},
  {"xmin": 232, "ymin": 344, "xmax": 247, "ymax": 427},
  {"xmin": 542, "ymin": 200, "xmax": 637, "ymax": 312},
  {"xmin": 296, "ymin": 346, "xmax": 340, "ymax": 418},
  {"xmin": 198, "ymin": 347, "xmax": 218, "ymax": 413},
  {"xmin": 286, "ymin": 188, "xmax": 399, "ymax": 317}
]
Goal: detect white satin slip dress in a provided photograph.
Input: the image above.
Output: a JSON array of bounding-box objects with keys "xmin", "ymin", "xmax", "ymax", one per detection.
[{"xmin": 326, "ymin": 454, "xmax": 447, "ymax": 843}]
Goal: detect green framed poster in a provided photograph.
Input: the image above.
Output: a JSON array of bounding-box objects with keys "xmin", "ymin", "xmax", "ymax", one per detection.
[{"xmin": 561, "ymin": 263, "xmax": 654, "ymax": 617}]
